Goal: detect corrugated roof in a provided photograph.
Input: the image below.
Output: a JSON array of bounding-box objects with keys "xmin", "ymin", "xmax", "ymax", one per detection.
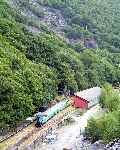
[{"xmin": 75, "ymin": 87, "xmax": 101, "ymax": 102}]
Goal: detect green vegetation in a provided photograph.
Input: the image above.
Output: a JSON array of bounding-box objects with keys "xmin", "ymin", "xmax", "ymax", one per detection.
[
  {"xmin": 0, "ymin": 34, "xmax": 58, "ymax": 128},
  {"xmin": 85, "ymin": 84, "xmax": 120, "ymax": 142},
  {"xmin": 100, "ymin": 84, "xmax": 120, "ymax": 111},
  {"xmin": 0, "ymin": 0, "xmax": 120, "ymax": 130},
  {"xmin": 39, "ymin": 0, "xmax": 120, "ymax": 52}
]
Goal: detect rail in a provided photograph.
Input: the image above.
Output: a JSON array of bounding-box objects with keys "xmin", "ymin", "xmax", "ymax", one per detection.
[
  {"xmin": 0, "ymin": 122, "xmax": 32, "ymax": 143},
  {"xmin": 14, "ymin": 106, "xmax": 75, "ymax": 149},
  {"xmin": 0, "ymin": 106, "xmax": 75, "ymax": 150}
]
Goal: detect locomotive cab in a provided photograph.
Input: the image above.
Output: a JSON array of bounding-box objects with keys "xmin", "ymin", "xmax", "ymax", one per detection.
[{"xmin": 35, "ymin": 112, "xmax": 47, "ymax": 127}]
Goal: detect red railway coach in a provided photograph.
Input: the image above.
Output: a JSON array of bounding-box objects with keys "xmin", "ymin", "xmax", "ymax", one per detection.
[{"xmin": 71, "ymin": 95, "xmax": 89, "ymax": 109}]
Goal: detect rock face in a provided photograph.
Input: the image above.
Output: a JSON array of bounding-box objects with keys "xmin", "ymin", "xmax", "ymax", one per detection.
[
  {"xmin": 41, "ymin": 7, "xmax": 66, "ymax": 29},
  {"xmin": 8, "ymin": 0, "xmax": 98, "ymax": 50},
  {"xmin": 84, "ymin": 38, "xmax": 98, "ymax": 49}
]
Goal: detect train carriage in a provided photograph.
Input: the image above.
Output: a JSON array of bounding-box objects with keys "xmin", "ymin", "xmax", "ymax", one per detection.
[{"xmin": 35, "ymin": 99, "xmax": 69, "ymax": 127}]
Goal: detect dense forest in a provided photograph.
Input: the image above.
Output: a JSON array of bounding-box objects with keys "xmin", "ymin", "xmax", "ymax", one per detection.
[{"xmin": 0, "ymin": 0, "xmax": 120, "ymax": 130}]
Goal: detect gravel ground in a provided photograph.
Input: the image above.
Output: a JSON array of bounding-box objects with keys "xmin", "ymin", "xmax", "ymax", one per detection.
[{"xmin": 37, "ymin": 104, "xmax": 104, "ymax": 150}]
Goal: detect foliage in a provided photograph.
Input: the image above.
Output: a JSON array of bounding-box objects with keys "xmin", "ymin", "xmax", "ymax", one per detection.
[
  {"xmin": 100, "ymin": 84, "xmax": 120, "ymax": 111},
  {"xmin": 39, "ymin": 0, "xmax": 120, "ymax": 52},
  {"xmin": 86, "ymin": 111, "xmax": 120, "ymax": 143},
  {"xmin": 86, "ymin": 85, "xmax": 120, "ymax": 142},
  {"xmin": 0, "ymin": 0, "xmax": 120, "ymax": 129},
  {"xmin": 0, "ymin": 35, "xmax": 57, "ymax": 128}
]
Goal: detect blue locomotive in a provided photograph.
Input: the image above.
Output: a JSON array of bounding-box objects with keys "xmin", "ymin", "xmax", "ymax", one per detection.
[{"xmin": 35, "ymin": 99, "xmax": 69, "ymax": 127}]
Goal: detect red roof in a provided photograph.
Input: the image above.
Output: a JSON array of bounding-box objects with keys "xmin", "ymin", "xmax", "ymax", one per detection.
[{"xmin": 71, "ymin": 95, "xmax": 89, "ymax": 109}]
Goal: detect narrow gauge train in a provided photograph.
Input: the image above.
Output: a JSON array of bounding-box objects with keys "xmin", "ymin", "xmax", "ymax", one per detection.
[{"xmin": 35, "ymin": 99, "xmax": 69, "ymax": 127}]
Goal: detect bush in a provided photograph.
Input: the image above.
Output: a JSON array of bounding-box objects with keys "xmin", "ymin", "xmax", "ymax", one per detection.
[
  {"xmin": 86, "ymin": 111, "xmax": 120, "ymax": 143},
  {"xmin": 100, "ymin": 84, "xmax": 120, "ymax": 111},
  {"xmin": 86, "ymin": 85, "xmax": 120, "ymax": 143}
]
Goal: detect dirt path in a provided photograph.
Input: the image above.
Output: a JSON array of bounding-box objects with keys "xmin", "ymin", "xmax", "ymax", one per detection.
[{"xmin": 39, "ymin": 104, "xmax": 104, "ymax": 150}]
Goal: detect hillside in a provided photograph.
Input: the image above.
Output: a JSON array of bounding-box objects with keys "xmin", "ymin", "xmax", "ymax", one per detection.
[
  {"xmin": 8, "ymin": 0, "xmax": 120, "ymax": 52},
  {"xmin": 0, "ymin": 0, "xmax": 120, "ymax": 129}
]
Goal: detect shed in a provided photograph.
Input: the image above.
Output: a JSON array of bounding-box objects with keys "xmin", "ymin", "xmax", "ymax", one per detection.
[
  {"xmin": 75, "ymin": 87, "xmax": 101, "ymax": 108},
  {"xmin": 71, "ymin": 95, "xmax": 89, "ymax": 109}
]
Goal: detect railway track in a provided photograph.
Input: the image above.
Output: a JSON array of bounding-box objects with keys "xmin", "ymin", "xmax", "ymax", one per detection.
[
  {"xmin": 0, "ymin": 106, "xmax": 75, "ymax": 150},
  {"xmin": 0, "ymin": 122, "xmax": 33, "ymax": 143},
  {"xmin": 0, "ymin": 122, "xmax": 36, "ymax": 150},
  {"xmin": 19, "ymin": 106, "xmax": 75, "ymax": 149}
]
